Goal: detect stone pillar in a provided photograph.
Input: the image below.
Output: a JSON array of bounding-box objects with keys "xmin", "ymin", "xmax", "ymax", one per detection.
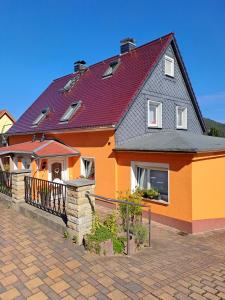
[
  {"xmin": 66, "ymin": 179, "xmax": 95, "ymax": 245},
  {"xmin": 11, "ymin": 170, "xmax": 31, "ymax": 203}
]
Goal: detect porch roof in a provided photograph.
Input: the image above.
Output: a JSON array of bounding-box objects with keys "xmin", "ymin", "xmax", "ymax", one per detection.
[{"xmin": 0, "ymin": 140, "xmax": 80, "ymax": 158}]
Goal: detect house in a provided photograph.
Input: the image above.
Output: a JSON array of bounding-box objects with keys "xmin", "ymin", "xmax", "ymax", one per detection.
[
  {"xmin": 0, "ymin": 110, "xmax": 15, "ymax": 134},
  {"xmin": 1, "ymin": 33, "xmax": 225, "ymax": 233}
]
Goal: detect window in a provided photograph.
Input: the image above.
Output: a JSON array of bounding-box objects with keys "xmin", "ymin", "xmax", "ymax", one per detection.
[
  {"xmin": 102, "ymin": 61, "xmax": 119, "ymax": 78},
  {"xmin": 21, "ymin": 157, "xmax": 31, "ymax": 170},
  {"xmin": 176, "ymin": 106, "xmax": 187, "ymax": 129},
  {"xmin": 60, "ymin": 101, "xmax": 81, "ymax": 122},
  {"xmin": 148, "ymin": 100, "xmax": 162, "ymax": 128},
  {"xmin": 32, "ymin": 108, "xmax": 49, "ymax": 126},
  {"xmin": 132, "ymin": 162, "xmax": 169, "ymax": 203},
  {"xmin": 81, "ymin": 158, "xmax": 95, "ymax": 179},
  {"xmin": 59, "ymin": 76, "xmax": 79, "ymax": 93},
  {"xmin": 165, "ymin": 55, "xmax": 174, "ymax": 77}
]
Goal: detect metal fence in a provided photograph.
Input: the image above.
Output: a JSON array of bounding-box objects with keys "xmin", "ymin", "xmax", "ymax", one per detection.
[
  {"xmin": 0, "ymin": 170, "xmax": 12, "ymax": 197},
  {"xmin": 24, "ymin": 176, "xmax": 67, "ymax": 217},
  {"xmin": 86, "ymin": 192, "xmax": 151, "ymax": 255}
]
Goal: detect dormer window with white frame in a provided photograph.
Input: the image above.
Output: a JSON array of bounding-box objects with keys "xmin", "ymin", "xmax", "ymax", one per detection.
[
  {"xmin": 148, "ymin": 100, "xmax": 162, "ymax": 128},
  {"xmin": 165, "ymin": 55, "xmax": 174, "ymax": 77},
  {"xmin": 60, "ymin": 101, "xmax": 81, "ymax": 123},
  {"xmin": 32, "ymin": 107, "xmax": 49, "ymax": 126},
  {"xmin": 176, "ymin": 106, "xmax": 187, "ymax": 129}
]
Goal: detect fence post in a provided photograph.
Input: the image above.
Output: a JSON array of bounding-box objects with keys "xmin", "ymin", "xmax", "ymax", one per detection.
[
  {"xmin": 66, "ymin": 179, "xmax": 95, "ymax": 245},
  {"xmin": 11, "ymin": 170, "xmax": 31, "ymax": 203}
]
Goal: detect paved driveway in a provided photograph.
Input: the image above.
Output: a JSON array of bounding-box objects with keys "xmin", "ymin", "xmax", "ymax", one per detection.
[{"xmin": 0, "ymin": 203, "xmax": 225, "ymax": 300}]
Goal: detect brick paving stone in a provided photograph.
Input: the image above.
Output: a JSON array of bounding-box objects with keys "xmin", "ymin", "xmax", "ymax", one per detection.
[
  {"xmin": 27, "ymin": 291, "xmax": 48, "ymax": 300},
  {"xmin": 78, "ymin": 283, "xmax": 98, "ymax": 297},
  {"xmin": 107, "ymin": 289, "xmax": 128, "ymax": 299},
  {"xmin": 0, "ymin": 287, "xmax": 20, "ymax": 300},
  {"xmin": 2, "ymin": 202, "xmax": 225, "ymax": 299}
]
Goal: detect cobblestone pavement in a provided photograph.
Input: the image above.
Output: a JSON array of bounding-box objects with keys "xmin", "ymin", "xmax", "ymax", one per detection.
[{"xmin": 1, "ymin": 203, "xmax": 225, "ymax": 300}]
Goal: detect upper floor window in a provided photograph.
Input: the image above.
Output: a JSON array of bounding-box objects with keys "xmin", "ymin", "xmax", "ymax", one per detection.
[
  {"xmin": 102, "ymin": 60, "xmax": 119, "ymax": 78},
  {"xmin": 176, "ymin": 106, "xmax": 187, "ymax": 129},
  {"xmin": 32, "ymin": 108, "xmax": 49, "ymax": 126},
  {"xmin": 60, "ymin": 101, "xmax": 81, "ymax": 122},
  {"xmin": 148, "ymin": 100, "xmax": 162, "ymax": 128},
  {"xmin": 165, "ymin": 55, "xmax": 174, "ymax": 77}
]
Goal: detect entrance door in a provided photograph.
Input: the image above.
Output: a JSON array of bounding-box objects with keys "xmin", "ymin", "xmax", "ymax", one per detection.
[
  {"xmin": 48, "ymin": 158, "xmax": 67, "ymax": 182},
  {"xmin": 51, "ymin": 162, "xmax": 62, "ymax": 181}
]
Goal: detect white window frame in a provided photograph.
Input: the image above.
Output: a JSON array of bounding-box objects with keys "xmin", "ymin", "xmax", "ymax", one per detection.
[
  {"xmin": 32, "ymin": 107, "xmax": 49, "ymax": 126},
  {"xmin": 131, "ymin": 161, "xmax": 169, "ymax": 204},
  {"xmin": 165, "ymin": 55, "xmax": 174, "ymax": 77},
  {"xmin": 176, "ymin": 106, "xmax": 187, "ymax": 129},
  {"xmin": 60, "ymin": 101, "xmax": 81, "ymax": 123},
  {"xmin": 147, "ymin": 100, "xmax": 162, "ymax": 128},
  {"xmin": 80, "ymin": 157, "xmax": 95, "ymax": 179}
]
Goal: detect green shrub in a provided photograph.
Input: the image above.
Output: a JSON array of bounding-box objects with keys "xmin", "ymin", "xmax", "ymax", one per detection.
[
  {"xmin": 103, "ymin": 213, "xmax": 117, "ymax": 236},
  {"xmin": 112, "ymin": 237, "xmax": 125, "ymax": 254},
  {"xmin": 133, "ymin": 224, "xmax": 148, "ymax": 246},
  {"xmin": 141, "ymin": 188, "xmax": 159, "ymax": 199},
  {"xmin": 118, "ymin": 190, "xmax": 142, "ymax": 226}
]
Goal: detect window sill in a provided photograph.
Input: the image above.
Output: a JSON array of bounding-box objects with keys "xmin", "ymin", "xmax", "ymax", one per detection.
[
  {"xmin": 147, "ymin": 126, "xmax": 162, "ymax": 129},
  {"xmin": 176, "ymin": 127, "xmax": 187, "ymax": 130},
  {"xmin": 142, "ymin": 197, "xmax": 169, "ymax": 206}
]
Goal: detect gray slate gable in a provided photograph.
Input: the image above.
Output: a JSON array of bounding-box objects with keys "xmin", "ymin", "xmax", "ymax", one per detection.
[{"xmin": 115, "ymin": 40, "xmax": 205, "ymax": 146}]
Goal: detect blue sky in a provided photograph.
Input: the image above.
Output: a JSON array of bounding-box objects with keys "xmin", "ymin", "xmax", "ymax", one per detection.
[{"xmin": 0, "ymin": 0, "xmax": 225, "ymax": 122}]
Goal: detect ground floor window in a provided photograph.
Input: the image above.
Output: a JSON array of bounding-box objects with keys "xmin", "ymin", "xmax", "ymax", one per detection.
[
  {"xmin": 132, "ymin": 162, "xmax": 169, "ymax": 202},
  {"xmin": 81, "ymin": 157, "xmax": 95, "ymax": 180}
]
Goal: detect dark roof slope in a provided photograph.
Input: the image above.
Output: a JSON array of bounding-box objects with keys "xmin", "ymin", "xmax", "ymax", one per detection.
[
  {"xmin": 116, "ymin": 131, "xmax": 225, "ymax": 153},
  {"xmin": 9, "ymin": 34, "xmax": 174, "ymax": 134}
]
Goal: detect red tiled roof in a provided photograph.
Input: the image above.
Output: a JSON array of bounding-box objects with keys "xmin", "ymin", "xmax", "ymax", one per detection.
[
  {"xmin": 0, "ymin": 140, "xmax": 79, "ymax": 157},
  {"xmin": 8, "ymin": 33, "xmax": 174, "ymax": 134}
]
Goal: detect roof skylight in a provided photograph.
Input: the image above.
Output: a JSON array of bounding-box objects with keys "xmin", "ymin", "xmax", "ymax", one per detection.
[
  {"xmin": 102, "ymin": 60, "xmax": 119, "ymax": 78},
  {"xmin": 60, "ymin": 101, "xmax": 81, "ymax": 122},
  {"xmin": 32, "ymin": 107, "xmax": 49, "ymax": 126},
  {"xmin": 59, "ymin": 76, "xmax": 79, "ymax": 93}
]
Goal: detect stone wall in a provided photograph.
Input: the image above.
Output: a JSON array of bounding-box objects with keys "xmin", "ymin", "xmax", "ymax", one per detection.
[{"xmin": 66, "ymin": 179, "xmax": 95, "ymax": 244}]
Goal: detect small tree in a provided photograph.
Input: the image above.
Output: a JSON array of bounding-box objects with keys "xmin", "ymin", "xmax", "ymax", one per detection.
[{"xmin": 208, "ymin": 127, "xmax": 219, "ymax": 137}]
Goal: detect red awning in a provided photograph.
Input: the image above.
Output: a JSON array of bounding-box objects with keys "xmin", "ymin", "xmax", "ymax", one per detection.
[{"xmin": 0, "ymin": 140, "xmax": 80, "ymax": 158}]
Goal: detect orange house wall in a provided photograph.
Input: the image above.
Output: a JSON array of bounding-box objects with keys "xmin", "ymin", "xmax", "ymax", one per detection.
[
  {"xmin": 192, "ymin": 152, "xmax": 225, "ymax": 221},
  {"xmin": 116, "ymin": 151, "xmax": 193, "ymax": 222},
  {"xmin": 9, "ymin": 130, "xmax": 117, "ymax": 198}
]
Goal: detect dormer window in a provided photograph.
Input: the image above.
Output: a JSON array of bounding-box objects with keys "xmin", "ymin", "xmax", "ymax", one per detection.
[
  {"xmin": 165, "ymin": 55, "xmax": 174, "ymax": 77},
  {"xmin": 60, "ymin": 101, "xmax": 81, "ymax": 122},
  {"xmin": 102, "ymin": 61, "xmax": 119, "ymax": 78},
  {"xmin": 32, "ymin": 108, "xmax": 49, "ymax": 126}
]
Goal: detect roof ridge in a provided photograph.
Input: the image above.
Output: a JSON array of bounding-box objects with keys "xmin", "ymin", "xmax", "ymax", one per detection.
[
  {"xmin": 52, "ymin": 32, "xmax": 174, "ymax": 82},
  {"xmin": 34, "ymin": 140, "xmax": 53, "ymax": 153}
]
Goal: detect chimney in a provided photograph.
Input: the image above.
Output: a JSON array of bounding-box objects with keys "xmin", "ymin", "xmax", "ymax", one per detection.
[
  {"xmin": 74, "ymin": 60, "xmax": 87, "ymax": 73},
  {"xmin": 120, "ymin": 38, "xmax": 136, "ymax": 54}
]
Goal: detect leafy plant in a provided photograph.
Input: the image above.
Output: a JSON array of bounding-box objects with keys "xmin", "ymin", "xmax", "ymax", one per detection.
[
  {"xmin": 72, "ymin": 235, "xmax": 77, "ymax": 244},
  {"xmin": 63, "ymin": 230, "xmax": 70, "ymax": 239},
  {"xmin": 118, "ymin": 190, "xmax": 142, "ymax": 226},
  {"xmin": 141, "ymin": 188, "xmax": 159, "ymax": 199},
  {"xmin": 112, "ymin": 237, "xmax": 125, "ymax": 254},
  {"xmin": 132, "ymin": 224, "xmax": 148, "ymax": 246},
  {"xmin": 103, "ymin": 213, "xmax": 117, "ymax": 236}
]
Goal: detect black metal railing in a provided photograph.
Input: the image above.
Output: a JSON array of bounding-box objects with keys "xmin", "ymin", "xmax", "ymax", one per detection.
[
  {"xmin": 24, "ymin": 176, "xmax": 67, "ymax": 217},
  {"xmin": 0, "ymin": 170, "xmax": 12, "ymax": 197}
]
